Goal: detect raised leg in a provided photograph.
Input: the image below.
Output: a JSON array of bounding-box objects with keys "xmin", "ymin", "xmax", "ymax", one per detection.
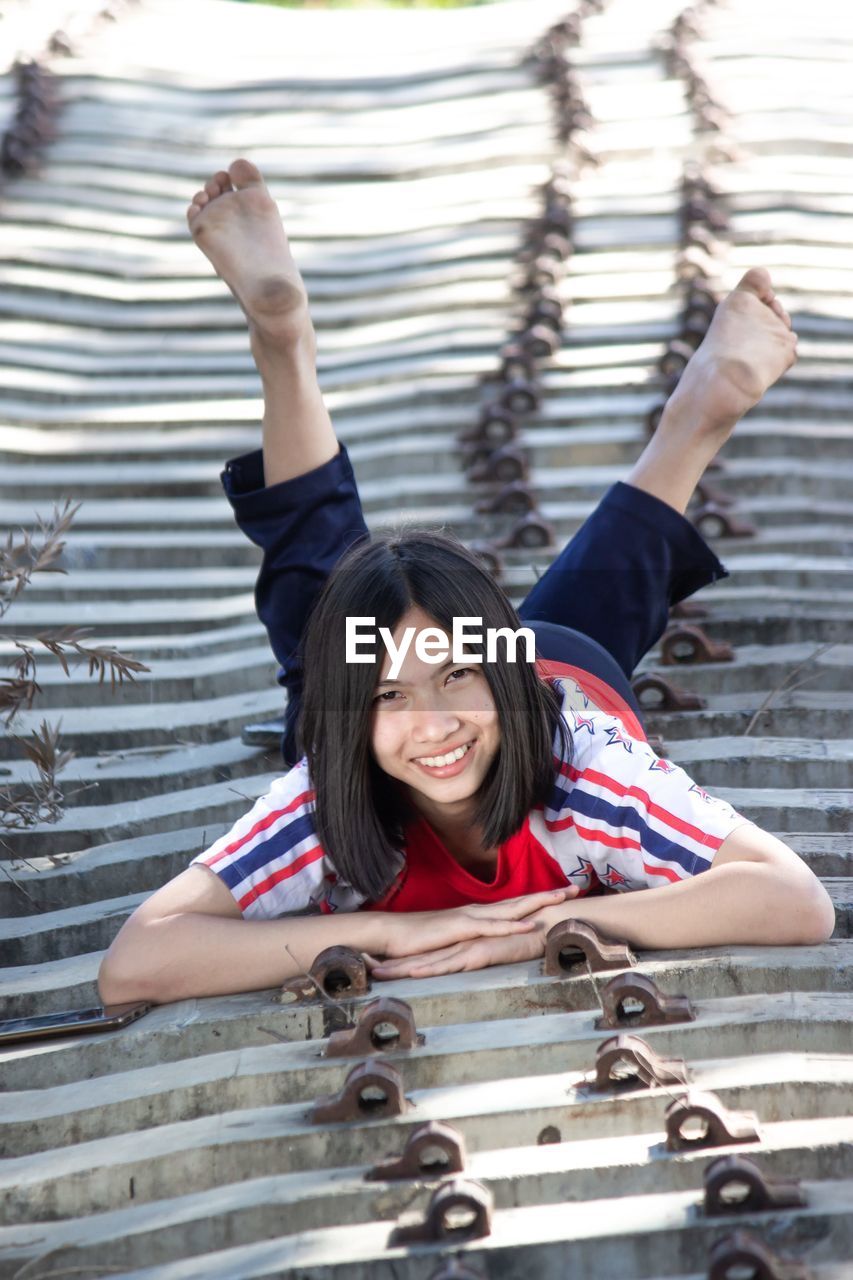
[
  {"xmin": 520, "ymin": 268, "xmax": 798, "ymax": 675},
  {"xmin": 626, "ymin": 267, "xmax": 796, "ymax": 513},
  {"xmin": 188, "ymin": 160, "xmax": 368, "ymax": 761},
  {"xmin": 187, "ymin": 158, "xmax": 338, "ymax": 487}
]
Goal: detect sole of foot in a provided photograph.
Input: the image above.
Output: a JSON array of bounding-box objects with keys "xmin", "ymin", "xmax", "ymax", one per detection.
[
  {"xmin": 669, "ymin": 266, "xmax": 798, "ymax": 438},
  {"xmin": 187, "ymin": 158, "xmax": 310, "ymax": 347}
]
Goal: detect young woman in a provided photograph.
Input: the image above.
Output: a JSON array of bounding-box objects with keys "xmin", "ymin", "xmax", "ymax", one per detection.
[{"xmin": 98, "ymin": 160, "xmax": 833, "ymax": 1006}]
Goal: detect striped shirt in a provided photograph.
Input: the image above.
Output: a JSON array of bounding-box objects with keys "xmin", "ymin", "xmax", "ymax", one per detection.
[{"xmin": 191, "ymin": 676, "xmax": 746, "ymax": 916}]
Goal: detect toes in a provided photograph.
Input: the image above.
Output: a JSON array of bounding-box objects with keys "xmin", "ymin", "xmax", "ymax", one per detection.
[
  {"xmin": 770, "ymin": 297, "xmax": 792, "ymax": 329},
  {"xmin": 229, "ymin": 157, "xmax": 265, "ymax": 189},
  {"xmin": 734, "ymin": 266, "xmax": 793, "ymax": 328},
  {"xmin": 204, "ymin": 170, "xmax": 231, "ymax": 199},
  {"xmin": 186, "ymin": 191, "xmax": 209, "ymax": 221},
  {"xmin": 734, "ymin": 266, "xmax": 774, "ymax": 301}
]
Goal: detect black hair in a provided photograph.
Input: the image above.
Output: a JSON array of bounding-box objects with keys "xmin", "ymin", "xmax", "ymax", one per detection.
[{"xmin": 298, "ymin": 528, "xmax": 570, "ymax": 900}]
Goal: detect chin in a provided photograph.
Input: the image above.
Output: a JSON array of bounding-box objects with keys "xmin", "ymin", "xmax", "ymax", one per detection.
[{"xmin": 412, "ymin": 769, "xmax": 486, "ymax": 805}]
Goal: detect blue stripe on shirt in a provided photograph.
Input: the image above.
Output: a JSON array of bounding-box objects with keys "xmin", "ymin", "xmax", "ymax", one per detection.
[
  {"xmin": 214, "ymin": 812, "xmax": 319, "ymax": 889},
  {"xmin": 563, "ymin": 787, "xmax": 713, "ymax": 876}
]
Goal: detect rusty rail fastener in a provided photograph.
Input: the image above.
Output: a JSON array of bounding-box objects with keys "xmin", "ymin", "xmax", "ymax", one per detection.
[
  {"xmin": 544, "ymin": 918, "xmax": 636, "ymax": 976},
  {"xmin": 310, "ymin": 1059, "xmax": 410, "ymax": 1125},
  {"xmin": 646, "ymin": 402, "xmax": 666, "ymax": 437},
  {"xmin": 682, "ymin": 217, "xmax": 718, "ymax": 254},
  {"xmin": 325, "ymin": 997, "xmax": 423, "ymax": 1059},
  {"xmin": 695, "ymin": 478, "xmax": 734, "ymax": 508},
  {"xmin": 659, "ymin": 339, "xmax": 696, "ymax": 379},
  {"xmin": 467, "ymin": 445, "xmax": 528, "ymax": 485},
  {"xmin": 519, "ymin": 323, "xmax": 561, "ymax": 359},
  {"xmin": 475, "ymin": 481, "xmax": 535, "ymax": 517},
  {"xmin": 592, "ymin": 1034, "xmax": 685, "ymax": 1090},
  {"xmin": 704, "ymin": 1154, "xmax": 807, "ymax": 1217},
  {"xmin": 661, "ymin": 624, "xmax": 734, "ymax": 666},
  {"xmin": 279, "ymin": 944, "xmax": 370, "ymax": 1004},
  {"xmin": 518, "ymin": 256, "xmax": 564, "ymax": 291},
  {"xmin": 462, "ymin": 403, "xmax": 518, "ymax": 447},
  {"xmin": 665, "ymin": 1090, "xmax": 760, "ymax": 1151},
  {"xmin": 469, "ymin": 541, "xmax": 504, "ymax": 579},
  {"xmin": 526, "ymin": 289, "xmax": 564, "ymax": 331},
  {"xmin": 500, "ymin": 376, "xmax": 540, "ymax": 415},
  {"xmin": 632, "ymin": 673, "xmax": 706, "ymax": 712},
  {"xmin": 692, "ymin": 504, "xmax": 757, "ymax": 540},
  {"xmin": 708, "ymin": 1231, "xmax": 812, "ymax": 1280},
  {"xmin": 499, "ymin": 342, "xmax": 537, "ymax": 379},
  {"xmin": 496, "ymin": 513, "xmax": 554, "ymax": 551},
  {"xmin": 390, "ymin": 1178, "xmax": 493, "ymax": 1246},
  {"xmin": 680, "ymin": 312, "xmax": 711, "ymax": 347},
  {"xmin": 366, "ymin": 1120, "xmax": 466, "ymax": 1182},
  {"xmin": 595, "ymin": 972, "xmax": 695, "ymax": 1030}
]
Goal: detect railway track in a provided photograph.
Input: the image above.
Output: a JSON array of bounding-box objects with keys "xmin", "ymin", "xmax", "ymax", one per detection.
[{"xmin": 1, "ymin": 0, "xmax": 851, "ymax": 1275}]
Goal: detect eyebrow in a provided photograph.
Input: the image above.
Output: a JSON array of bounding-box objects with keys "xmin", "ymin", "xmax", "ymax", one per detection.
[{"xmin": 376, "ymin": 657, "xmax": 458, "ymax": 688}]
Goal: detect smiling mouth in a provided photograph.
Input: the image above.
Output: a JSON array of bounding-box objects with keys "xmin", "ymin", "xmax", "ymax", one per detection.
[{"xmin": 413, "ymin": 740, "xmax": 475, "ymax": 770}]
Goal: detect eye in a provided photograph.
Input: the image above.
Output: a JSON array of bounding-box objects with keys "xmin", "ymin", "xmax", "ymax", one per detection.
[
  {"xmin": 447, "ymin": 667, "xmax": 474, "ymax": 683},
  {"xmin": 374, "ymin": 689, "xmax": 401, "ymax": 703}
]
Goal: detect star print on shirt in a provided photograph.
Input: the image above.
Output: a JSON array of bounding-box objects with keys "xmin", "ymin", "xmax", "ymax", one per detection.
[
  {"xmin": 570, "ymin": 680, "xmax": 590, "ymax": 708},
  {"xmin": 689, "ymin": 782, "xmax": 713, "ymax": 802},
  {"xmin": 564, "ymin": 855, "xmax": 595, "ymax": 882},
  {"xmin": 571, "ymin": 710, "xmax": 595, "ymax": 735},
  {"xmin": 601, "ymin": 863, "xmax": 632, "ymax": 889},
  {"xmin": 649, "ymin": 756, "xmax": 676, "ymax": 774},
  {"xmin": 604, "ymin": 723, "xmax": 634, "ymax": 753}
]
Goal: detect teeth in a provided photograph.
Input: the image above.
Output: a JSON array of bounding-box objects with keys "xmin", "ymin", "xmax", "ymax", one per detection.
[{"xmin": 417, "ymin": 742, "xmax": 472, "ymax": 769}]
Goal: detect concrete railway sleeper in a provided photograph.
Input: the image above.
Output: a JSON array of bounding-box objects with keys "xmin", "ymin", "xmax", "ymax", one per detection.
[
  {"xmin": 3, "ymin": 1074, "xmax": 853, "ymax": 1222},
  {"xmin": 3, "ymin": 1006, "xmax": 853, "ymax": 1158},
  {"xmin": 2, "ymin": 1169, "xmax": 851, "ymax": 1278},
  {"xmin": 4, "ymin": 947, "xmax": 853, "ymax": 1087}
]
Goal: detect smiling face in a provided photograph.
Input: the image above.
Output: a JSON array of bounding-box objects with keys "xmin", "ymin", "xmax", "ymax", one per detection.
[{"xmin": 370, "ymin": 606, "xmax": 501, "ymax": 822}]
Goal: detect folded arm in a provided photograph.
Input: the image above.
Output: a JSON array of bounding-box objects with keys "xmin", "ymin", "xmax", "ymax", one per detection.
[
  {"xmin": 370, "ymin": 825, "xmax": 835, "ymax": 979},
  {"xmin": 97, "ymin": 869, "xmax": 572, "ymax": 1005}
]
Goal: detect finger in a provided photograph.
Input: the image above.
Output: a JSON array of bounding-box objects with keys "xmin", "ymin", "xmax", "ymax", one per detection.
[
  {"xmin": 373, "ymin": 957, "xmax": 449, "ymax": 979},
  {"xmin": 489, "ymin": 888, "xmax": 574, "ymax": 918},
  {"xmin": 375, "ymin": 940, "xmax": 468, "ymax": 975},
  {"xmin": 376, "ymin": 955, "xmax": 466, "ymax": 980},
  {"xmin": 475, "ymin": 918, "xmax": 539, "ymax": 936}
]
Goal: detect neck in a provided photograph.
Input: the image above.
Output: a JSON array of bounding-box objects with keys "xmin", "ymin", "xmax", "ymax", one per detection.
[{"xmin": 407, "ymin": 792, "xmax": 495, "ymax": 871}]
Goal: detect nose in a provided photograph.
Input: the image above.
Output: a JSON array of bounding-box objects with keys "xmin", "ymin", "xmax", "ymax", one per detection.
[{"xmin": 409, "ymin": 696, "xmax": 462, "ymax": 746}]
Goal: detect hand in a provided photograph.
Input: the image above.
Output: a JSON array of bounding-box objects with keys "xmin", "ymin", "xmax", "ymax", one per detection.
[
  {"xmin": 369, "ymin": 929, "xmax": 546, "ymax": 980},
  {"xmin": 380, "ymin": 888, "xmax": 578, "ymax": 962}
]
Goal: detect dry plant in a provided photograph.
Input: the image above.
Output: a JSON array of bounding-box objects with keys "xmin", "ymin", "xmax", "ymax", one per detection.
[{"xmin": 1, "ymin": 500, "xmax": 149, "ymax": 832}]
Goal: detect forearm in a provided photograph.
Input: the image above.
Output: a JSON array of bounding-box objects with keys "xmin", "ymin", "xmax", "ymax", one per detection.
[
  {"xmin": 537, "ymin": 861, "xmax": 834, "ymax": 950},
  {"xmin": 99, "ymin": 908, "xmax": 394, "ymax": 1005},
  {"xmin": 252, "ymin": 324, "xmax": 339, "ymax": 487}
]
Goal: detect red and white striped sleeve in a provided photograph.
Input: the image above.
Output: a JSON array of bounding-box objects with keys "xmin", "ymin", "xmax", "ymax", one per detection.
[
  {"xmin": 190, "ymin": 759, "xmax": 366, "ymax": 918},
  {"xmin": 533, "ymin": 686, "xmax": 749, "ymax": 894}
]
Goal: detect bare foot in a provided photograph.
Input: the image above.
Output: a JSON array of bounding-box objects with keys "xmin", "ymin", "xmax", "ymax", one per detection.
[
  {"xmin": 187, "ymin": 159, "xmax": 310, "ymax": 350},
  {"xmin": 668, "ymin": 267, "xmax": 798, "ymax": 437},
  {"xmin": 627, "ymin": 268, "xmax": 798, "ymax": 513}
]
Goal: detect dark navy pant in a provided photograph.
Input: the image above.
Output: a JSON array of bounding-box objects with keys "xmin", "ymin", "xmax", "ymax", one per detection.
[{"xmin": 222, "ymin": 446, "xmax": 727, "ymax": 764}]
